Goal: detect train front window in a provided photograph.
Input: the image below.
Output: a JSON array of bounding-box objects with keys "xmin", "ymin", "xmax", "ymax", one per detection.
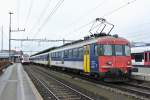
[
  {"xmin": 115, "ymin": 45, "xmax": 123, "ymax": 56},
  {"xmin": 134, "ymin": 53, "xmax": 143, "ymax": 62},
  {"xmin": 125, "ymin": 45, "xmax": 130, "ymax": 56},
  {"xmin": 103, "ymin": 45, "xmax": 112, "ymax": 56}
]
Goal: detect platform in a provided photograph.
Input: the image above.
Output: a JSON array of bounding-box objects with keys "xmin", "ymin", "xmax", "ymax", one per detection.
[
  {"xmin": 0, "ymin": 63, "xmax": 42, "ymax": 100},
  {"xmin": 132, "ymin": 67, "xmax": 150, "ymax": 81}
]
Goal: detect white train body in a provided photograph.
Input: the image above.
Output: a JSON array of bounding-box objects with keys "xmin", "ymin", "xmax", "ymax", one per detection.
[{"xmin": 131, "ymin": 46, "xmax": 150, "ymax": 67}]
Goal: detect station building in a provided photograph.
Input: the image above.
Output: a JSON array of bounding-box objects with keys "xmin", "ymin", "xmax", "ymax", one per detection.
[{"xmin": 0, "ymin": 50, "xmax": 23, "ymax": 62}]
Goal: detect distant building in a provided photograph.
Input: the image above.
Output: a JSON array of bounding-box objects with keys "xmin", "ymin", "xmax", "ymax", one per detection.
[{"xmin": 0, "ymin": 50, "xmax": 23, "ymax": 62}]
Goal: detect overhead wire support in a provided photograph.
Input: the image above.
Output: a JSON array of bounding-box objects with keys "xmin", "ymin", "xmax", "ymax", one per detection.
[
  {"xmin": 10, "ymin": 38, "xmax": 75, "ymax": 43},
  {"xmin": 9, "ymin": 12, "xmax": 25, "ymax": 61},
  {"xmin": 89, "ymin": 18, "xmax": 114, "ymax": 37},
  {"xmin": 11, "ymin": 28, "xmax": 25, "ymax": 32}
]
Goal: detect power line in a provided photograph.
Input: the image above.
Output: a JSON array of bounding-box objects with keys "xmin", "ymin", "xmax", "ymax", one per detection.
[
  {"xmin": 102, "ymin": 0, "xmax": 137, "ymax": 17},
  {"xmin": 17, "ymin": 0, "xmax": 20, "ymax": 27},
  {"xmin": 24, "ymin": 0, "xmax": 34, "ymax": 28},
  {"xmin": 32, "ymin": 0, "xmax": 64, "ymax": 38},
  {"xmin": 69, "ymin": 20, "xmax": 95, "ymax": 34},
  {"xmin": 66, "ymin": 0, "xmax": 137, "ymax": 35},
  {"xmin": 27, "ymin": 0, "xmax": 52, "ymax": 35},
  {"xmin": 120, "ymin": 28, "xmax": 150, "ymax": 37},
  {"xmin": 66, "ymin": 0, "xmax": 108, "ymax": 29},
  {"xmin": 11, "ymin": 38, "xmax": 75, "ymax": 43}
]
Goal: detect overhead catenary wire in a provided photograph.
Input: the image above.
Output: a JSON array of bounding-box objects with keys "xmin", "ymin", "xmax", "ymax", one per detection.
[
  {"xmin": 27, "ymin": 0, "xmax": 52, "ymax": 35},
  {"xmin": 102, "ymin": 0, "xmax": 137, "ymax": 17},
  {"xmin": 24, "ymin": 0, "xmax": 34, "ymax": 29},
  {"xmin": 28, "ymin": 0, "xmax": 65, "ymax": 54},
  {"xmin": 119, "ymin": 28, "xmax": 150, "ymax": 37},
  {"xmin": 22, "ymin": 0, "xmax": 138, "ymax": 55},
  {"xmin": 123, "ymin": 31, "xmax": 150, "ymax": 39},
  {"xmin": 32, "ymin": 0, "xmax": 65, "ymax": 38},
  {"xmin": 117, "ymin": 21, "xmax": 150, "ymax": 36},
  {"xmin": 66, "ymin": 0, "xmax": 137, "ymax": 35},
  {"xmin": 66, "ymin": 0, "xmax": 108, "ymax": 29},
  {"xmin": 125, "ymin": 32, "xmax": 150, "ymax": 42},
  {"xmin": 17, "ymin": 0, "xmax": 20, "ymax": 28}
]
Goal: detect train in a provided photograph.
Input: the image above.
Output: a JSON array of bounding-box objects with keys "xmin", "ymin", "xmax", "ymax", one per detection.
[
  {"xmin": 131, "ymin": 46, "xmax": 150, "ymax": 67},
  {"xmin": 21, "ymin": 54, "xmax": 30, "ymax": 65},
  {"xmin": 30, "ymin": 34, "xmax": 132, "ymax": 82}
]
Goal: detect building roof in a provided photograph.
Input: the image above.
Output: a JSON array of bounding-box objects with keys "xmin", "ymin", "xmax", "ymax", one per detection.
[{"xmin": 131, "ymin": 46, "xmax": 150, "ymax": 53}]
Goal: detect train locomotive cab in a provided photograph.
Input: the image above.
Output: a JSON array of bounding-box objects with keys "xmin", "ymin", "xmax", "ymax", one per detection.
[
  {"xmin": 21, "ymin": 54, "xmax": 30, "ymax": 65},
  {"xmin": 95, "ymin": 37, "xmax": 132, "ymax": 82}
]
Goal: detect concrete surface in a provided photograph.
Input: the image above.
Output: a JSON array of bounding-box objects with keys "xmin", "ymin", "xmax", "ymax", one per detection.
[{"xmin": 0, "ymin": 63, "xmax": 43, "ymax": 100}]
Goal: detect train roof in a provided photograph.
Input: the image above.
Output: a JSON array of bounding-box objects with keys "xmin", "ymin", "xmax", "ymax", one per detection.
[
  {"xmin": 31, "ymin": 34, "xmax": 129, "ymax": 56},
  {"xmin": 131, "ymin": 46, "xmax": 150, "ymax": 53},
  {"xmin": 31, "ymin": 47, "xmax": 57, "ymax": 57},
  {"xmin": 97, "ymin": 36, "xmax": 129, "ymax": 45}
]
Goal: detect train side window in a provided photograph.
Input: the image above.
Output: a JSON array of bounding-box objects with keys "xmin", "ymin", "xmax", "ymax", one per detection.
[
  {"xmin": 58, "ymin": 52, "xmax": 59, "ymax": 57},
  {"xmin": 73, "ymin": 48, "xmax": 78, "ymax": 57},
  {"xmin": 57, "ymin": 52, "xmax": 59, "ymax": 58},
  {"xmin": 125, "ymin": 45, "xmax": 130, "ymax": 56},
  {"xmin": 69, "ymin": 49, "xmax": 72, "ymax": 58},
  {"xmin": 64, "ymin": 50, "xmax": 68, "ymax": 58},
  {"xmin": 145, "ymin": 52, "xmax": 148, "ymax": 62},
  {"xmin": 53, "ymin": 53, "xmax": 55, "ymax": 57},
  {"xmin": 94, "ymin": 45, "xmax": 98, "ymax": 56},
  {"xmin": 97, "ymin": 45, "xmax": 103, "ymax": 55},
  {"xmin": 64, "ymin": 51, "xmax": 66, "ymax": 57},
  {"xmin": 58, "ymin": 52, "xmax": 60, "ymax": 57},
  {"xmin": 79, "ymin": 47, "xmax": 83, "ymax": 58},
  {"xmin": 58, "ymin": 52, "xmax": 61, "ymax": 57},
  {"xmin": 76, "ymin": 48, "xmax": 79, "ymax": 57},
  {"xmin": 55, "ymin": 52, "xmax": 57, "ymax": 57}
]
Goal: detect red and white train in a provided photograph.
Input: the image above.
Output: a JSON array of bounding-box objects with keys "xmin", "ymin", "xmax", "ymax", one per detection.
[
  {"xmin": 131, "ymin": 46, "xmax": 150, "ymax": 67},
  {"xmin": 21, "ymin": 54, "xmax": 30, "ymax": 65}
]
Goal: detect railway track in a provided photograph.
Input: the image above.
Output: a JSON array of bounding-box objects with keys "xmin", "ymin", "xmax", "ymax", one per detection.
[
  {"xmin": 24, "ymin": 65, "xmax": 94, "ymax": 100},
  {"xmin": 25, "ymin": 64, "xmax": 150, "ymax": 99},
  {"xmin": 31, "ymin": 65, "xmax": 150, "ymax": 100},
  {"xmin": 108, "ymin": 83, "xmax": 150, "ymax": 99}
]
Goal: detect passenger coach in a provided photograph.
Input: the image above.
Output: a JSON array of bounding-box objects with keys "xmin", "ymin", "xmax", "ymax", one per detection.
[
  {"xmin": 31, "ymin": 35, "xmax": 132, "ymax": 82},
  {"xmin": 131, "ymin": 46, "xmax": 150, "ymax": 67}
]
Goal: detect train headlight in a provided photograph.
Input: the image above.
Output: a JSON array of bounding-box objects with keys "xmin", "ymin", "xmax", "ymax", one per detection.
[
  {"xmin": 106, "ymin": 61, "xmax": 112, "ymax": 65},
  {"xmin": 127, "ymin": 61, "xmax": 131, "ymax": 65}
]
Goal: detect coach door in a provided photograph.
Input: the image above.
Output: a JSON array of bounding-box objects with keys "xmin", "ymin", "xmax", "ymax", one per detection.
[{"xmin": 83, "ymin": 45, "xmax": 90, "ymax": 72}]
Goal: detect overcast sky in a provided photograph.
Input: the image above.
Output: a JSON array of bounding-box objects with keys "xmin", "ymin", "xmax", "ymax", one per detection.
[{"xmin": 0, "ymin": 0, "xmax": 150, "ymax": 55}]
